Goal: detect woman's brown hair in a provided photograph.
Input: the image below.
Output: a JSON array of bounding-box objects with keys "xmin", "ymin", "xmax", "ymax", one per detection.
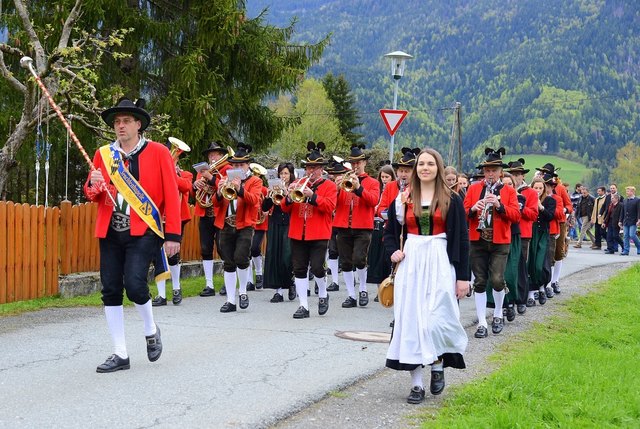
[{"xmin": 409, "ymin": 148, "xmax": 451, "ymax": 220}]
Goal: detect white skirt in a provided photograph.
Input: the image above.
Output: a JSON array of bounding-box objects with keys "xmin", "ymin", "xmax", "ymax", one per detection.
[{"xmin": 386, "ymin": 233, "xmax": 468, "ymax": 366}]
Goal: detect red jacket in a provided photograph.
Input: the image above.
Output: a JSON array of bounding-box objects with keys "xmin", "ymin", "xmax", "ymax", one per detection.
[
  {"xmin": 463, "ymin": 180, "xmax": 521, "ymax": 244},
  {"xmin": 555, "ymin": 183, "xmax": 573, "ymax": 221},
  {"xmin": 254, "ymin": 185, "xmax": 269, "ymax": 231},
  {"xmin": 212, "ymin": 175, "xmax": 262, "ymax": 230},
  {"xmin": 194, "ymin": 163, "xmax": 231, "ymax": 217},
  {"xmin": 83, "ymin": 141, "xmax": 181, "ymax": 242},
  {"xmin": 519, "ymin": 186, "xmax": 539, "ymax": 239},
  {"xmin": 282, "ymin": 179, "xmax": 337, "ymax": 240},
  {"xmin": 177, "ymin": 170, "xmax": 193, "ymax": 223},
  {"xmin": 550, "ymin": 194, "xmax": 564, "ymax": 235},
  {"xmin": 377, "ymin": 180, "xmax": 401, "ymax": 217},
  {"xmin": 333, "ymin": 174, "xmax": 380, "ymax": 229}
]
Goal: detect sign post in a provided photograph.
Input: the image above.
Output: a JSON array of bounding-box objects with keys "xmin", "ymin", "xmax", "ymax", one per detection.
[{"xmin": 379, "ymin": 109, "xmax": 409, "ymax": 160}]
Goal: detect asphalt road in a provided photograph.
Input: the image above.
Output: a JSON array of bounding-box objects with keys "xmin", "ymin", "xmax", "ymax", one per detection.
[{"xmin": 0, "ymin": 247, "xmax": 637, "ymax": 429}]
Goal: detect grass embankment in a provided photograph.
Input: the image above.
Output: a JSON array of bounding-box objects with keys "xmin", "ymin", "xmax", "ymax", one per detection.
[
  {"xmin": 0, "ymin": 275, "xmax": 224, "ymax": 317},
  {"xmin": 509, "ymin": 154, "xmax": 593, "ymax": 187},
  {"xmin": 422, "ymin": 264, "xmax": 640, "ymax": 428}
]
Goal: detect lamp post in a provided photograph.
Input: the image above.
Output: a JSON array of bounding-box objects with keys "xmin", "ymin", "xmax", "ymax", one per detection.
[{"xmin": 383, "ymin": 50, "xmax": 413, "ymax": 161}]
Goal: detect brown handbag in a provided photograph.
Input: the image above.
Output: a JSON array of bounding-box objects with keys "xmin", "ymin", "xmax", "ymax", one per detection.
[{"xmin": 378, "ymin": 221, "xmax": 405, "ymax": 308}]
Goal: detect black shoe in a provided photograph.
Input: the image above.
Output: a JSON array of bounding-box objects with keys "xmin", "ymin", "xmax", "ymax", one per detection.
[
  {"xmin": 604, "ymin": 250, "xmax": 615, "ymax": 254},
  {"xmin": 288, "ymin": 284, "xmax": 296, "ymax": 300},
  {"xmin": 545, "ymin": 286, "xmax": 554, "ymax": 299},
  {"xmin": 389, "ymin": 319, "xmax": 395, "ymax": 328},
  {"xmin": 314, "ymin": 284, "xmax": 319, "ymax": 295},
  {"xmin": 239, "ymin": 293, "xmax": 249, "ymax": 309},
  {"xmin": 219, "ymin": 286, "xmax": 227, "ymax": 296},
  {"xmin": 96, "ymin": 354, "xmax": 130, "ymax": 373},
  {"xmin": 430, "ymin": 370, "xmax": 445, "ymax": 395},
  {"xmin": 358, "ymin": 291, "xmax": 369, "ymax": 307},
  {"xmin": 327, "ymin": 282, "xmax": 340, "ymax": 292},
  {"xmin": 517, "ymin": 304, "xmax": 527, "ymax": 314},
  {"xmin": 255, "ymin": 275, "xmax": 263, "ymax": 290},
  {"xmin": 200, "ymin": 286, "xmax": 216, "ymax": 297},
  {"xmin": 526, "ymin": 298, "xmax": 536, "ymax": 307},
  {"xmin": 220, "ymin": 302, "xmax": 237, "ymax": 313},
  {"xmin": 551, "ymin": 282, "xmax": 561, "ymax": 294},
  {"xmin": 491, "ymin": 317, "xmax": 504, "ymax": 334},
  {"xmin": 505, "ymin": 306, "xmax": 516, "ymax": 322},
  {"xmin": 172, "ymin": 289, "xmax": 182, "ymax": 305},
  {"xmin": 307, "ymin": 289, "xmax": 310, "ymax": 297},
  {"xmin": 308, "ymin": 272, "xmax": 314, "ymax": 281},
  {"xmin": 318, "ymin": 295, "xmax": 329, "ymax": 315},
  {"xmin": 342, "ymin": 296, "xmax": 357, "ymax": 308},
  {"xmin": 146, "ymin": 324, "xmax": 162, "ymax": 362},
  {"xmin": 407, "ymin": 386, "xmax": 425, "ymax": 404},
  {"xmin": 374, "ymin": 295, "xmax": 379, "ymax": 302},
  {"xmin": 538, "ymin": 291, "xmax": 547, "ymax": 305},
  {"xmin": 293, "ymin": 306, "xmax": 310, "ymax": 319},
  {"xmin": 246, "ymin": 281, "xmax": 255, "ymax": 292},
  {"xmin": 270, "ymin": 293, "xmax": 284, "ymax": 303},
  {"xmin": 151, "ymin": 296, "xmax": 167, "ymax": 306},
  {"xmin": 474, "ymin": 326, "xmax": 488, "ymax": 338}
]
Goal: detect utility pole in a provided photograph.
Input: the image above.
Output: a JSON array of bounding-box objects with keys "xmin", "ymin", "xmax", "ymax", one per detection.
[{"xmin": 445, "ymin": 102, "xmax": 463, "ymax": 171}]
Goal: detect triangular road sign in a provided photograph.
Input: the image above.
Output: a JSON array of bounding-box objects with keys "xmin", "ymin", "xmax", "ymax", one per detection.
[{"xmin": 379, "ymin": 109, "xmax": 409, "ymax": 136}]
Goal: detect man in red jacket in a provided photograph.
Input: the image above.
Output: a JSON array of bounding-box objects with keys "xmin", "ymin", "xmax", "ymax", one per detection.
[
  {"xmin": 213, "ymin": 143, "xmax": 262, "ymax": 313},
  {"xmin": 84, "ymin": 98, "xmax": 181, "ymax": 373},
  {"xmin": 376, "ymin": 147, "xmax": 419, "ymax": 219},
  {"xmin": 335, "ymin": 144, "xmax": 380, "ymax": 308},
  {"xmin": 464, "ymin": 148, "xmax": 520, "ymax": 338},
  {"xmin": 282, "ymin": 142, "xmax": 337, "ymax": 318},
  {"xmin": 194, "ymin": 141, "xmax": 232, "ymax": 297},
  {"xmin": 506, "ymin": 159, "xmax": 539, "ymax": 314}
]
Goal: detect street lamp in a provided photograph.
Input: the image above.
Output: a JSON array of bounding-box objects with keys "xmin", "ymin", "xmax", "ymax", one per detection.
[{"xmin": 383, "ymin": 50, "xmax": 413, "ymax": 161}]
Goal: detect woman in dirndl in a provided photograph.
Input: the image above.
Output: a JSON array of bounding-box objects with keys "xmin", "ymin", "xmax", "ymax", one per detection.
[
  {"xmin": 262, "ymin": 163, "xmax": 295, "ymax": 302},
  {"xmin": 383, "ymin": 148, "xmax": 470, "ymax": 405}
]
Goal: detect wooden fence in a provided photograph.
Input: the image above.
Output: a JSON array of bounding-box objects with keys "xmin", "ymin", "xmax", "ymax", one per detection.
[{"xmin": 0, "ymin": 201, "xmax": 210, "ymax": 304}]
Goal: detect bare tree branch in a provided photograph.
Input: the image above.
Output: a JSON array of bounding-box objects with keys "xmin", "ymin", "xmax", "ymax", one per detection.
[
  {"xmin": 58, "ymin": 0, "xmax": 84, "ymax": 51},
  {"xmin": 69, "ymin": 114, "xmax": 113, "ymax": 142},
  {"xmin": 13, "ymin": 0, "xmax": 46, "ymax": 71},
  {"xmin": 56, "ymin": 66, "xmax": 98, "ymax": 99},
  {"xmin": 0, "ymin": 45, "xmax": 27, "ymax": 93}
]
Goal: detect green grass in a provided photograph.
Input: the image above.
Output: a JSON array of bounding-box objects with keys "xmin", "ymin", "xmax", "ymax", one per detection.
[
  {"xmin": 420, "ymin": 263, "xmax": 640, "ymax": 428},
  {"xmin": 508, "ymin": 154, "xmax": 594, "ymax": 188},
  {"xmin": 0, "ymin": 274, "xmax": 224, "ymax": 317}
]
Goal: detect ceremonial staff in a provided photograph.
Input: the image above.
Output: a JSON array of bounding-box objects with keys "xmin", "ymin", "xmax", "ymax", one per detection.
[{"xmin": 20, "ymin": 56, "xmax": 116, "ymax": 205}]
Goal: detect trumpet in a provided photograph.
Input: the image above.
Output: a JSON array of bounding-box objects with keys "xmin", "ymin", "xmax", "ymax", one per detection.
[
  {"xmin": 340, "ymin": 172, "xmax": 356, "ymax": 192},
  {"xmin": 291, "ymin": 176, "xmax": 311, "ymax": 203},
  {"xmin": 195, "ymin": 146, "xmax": 234, "ymax": 208}
]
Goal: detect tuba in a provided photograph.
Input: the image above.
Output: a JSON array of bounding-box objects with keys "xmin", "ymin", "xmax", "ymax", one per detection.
[
  {"xmin": 168, "ymin": 137, "xmax": 191, "ymax": 164},
  {"xmin": 195, "ymin": 146, "xmax": 234, "ymax": 208}
]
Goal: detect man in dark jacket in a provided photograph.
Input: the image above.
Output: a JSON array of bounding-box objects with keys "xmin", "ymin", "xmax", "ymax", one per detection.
[
  {"xmin": 619, "ymin": 186, "xmax": 640, "ymax": 256},
  {"xmin": 603, "ymin": 193, "xmax": 624, "ymax": 254},
  {"xmin": 574, "ymin": 186, "xmax": 595, "ymax": 248}
]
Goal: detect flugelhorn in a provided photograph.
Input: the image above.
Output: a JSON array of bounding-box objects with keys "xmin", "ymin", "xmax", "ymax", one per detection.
[
  {"xmin": 291, "ymin": 176, "xmax": 311, "ymax": 203},
  {"xmin": 267, "ymin": 178, "xmax": 286, "ymax": 205},
  {"xmin": 195, "ymin": 146, "xmax": 234, "ymax": 208},
  {"xmin": 221, "ymin": 169, "xmax": 244, "ymax": 201},
  {"xmin": 340, "ymin": 172, "xmax": 356, "ymax": 192}
]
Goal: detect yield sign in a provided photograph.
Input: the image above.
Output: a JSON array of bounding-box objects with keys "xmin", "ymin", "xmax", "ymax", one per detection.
[{"xmin": 379, "ymin": 109, "xmax": 409, "ymax": 136}]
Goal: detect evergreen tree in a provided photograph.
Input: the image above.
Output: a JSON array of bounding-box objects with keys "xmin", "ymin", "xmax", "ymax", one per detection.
[{"xmin": 322, "ymin": 73, "xmax": 364, "ymax": 145}]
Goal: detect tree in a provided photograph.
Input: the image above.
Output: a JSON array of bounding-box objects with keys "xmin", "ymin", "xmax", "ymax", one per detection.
[
  {"xmin": 611, "ymin": 142, "xmax": 640, "ymax": 188},
  {"xmin": 321, "ymin": 73, "xmax": 364, "ymax": 145},
  {"xmin": 268, "ymin": 78, "xmax": 348, "ymax": 164}
]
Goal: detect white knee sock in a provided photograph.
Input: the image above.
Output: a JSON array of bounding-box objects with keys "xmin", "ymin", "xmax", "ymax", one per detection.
[
  {"xmin": 237, "ymin": 267, "xmax": 250, "ymax": 295},
  {"xmin": 252, "ymin": 256, "xmax": 263, "ymax": 276},
  {"xmin": 356, "ymin": 267, "xmax": 368, "ymax": 292},
  {"xmin": 475, "ymin": 291, "xmax": 488, "ymax": 328},
  {"xmin": 528, "ymin": 291, "xmax": 535, "ymax": 300},
  {"xmin": 315, "ymin": 276, "xmax": 328, "ymax": 298},
  {"xmin": 170, "ymin": 264, "xmax": 181, "ymax": 290},
  {"xmin": 134, "ymin": 300, "xmax": 156, "ymax": 337},
  {"xmin": 156, "ymin": 280, "xmax": 166, "ymax": 299},
  {"xmin": 551, "ymin": 260, "xmax": 562, "ymax": 283},
  {"xmin": 343, "ymin": 270, "xmax": 355, "ymax": 299},
  {"xmin": 295, "ymin": 277, "xmax": 309, "ymax": 310},
  {"xmin": 104, "ymin": 306, "xmax": 128, "ymax": 359},
  {"xmin": 328, "ymin": 258, "xmax": 339, "ymax": 283},
  {"xmin": 410, "ymin": 367, "xmax": 423, "ymax": 388},
  {"xmin": 493, "ymin": 289, "xmax": 506, "ymax": 318},
  {"xmin": 224, "ymin": 271, "xmax": 237, "ymax": 304},
  {"xmin": 276, "ymin": 288, "xmax": 284, "ymax": 296},
  {"xmin": 203, "ymin": 260, "xmax": 214, "ymax": 288}
]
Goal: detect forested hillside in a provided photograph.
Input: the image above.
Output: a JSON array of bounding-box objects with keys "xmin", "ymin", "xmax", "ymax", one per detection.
[{"xmin": 248, "ymin": 0, "xmax": 640, "ymax": 180}]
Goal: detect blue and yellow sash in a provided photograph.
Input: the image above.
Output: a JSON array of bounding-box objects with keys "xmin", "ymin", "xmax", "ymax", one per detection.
[{"xmin": 100, "ymin": 144, "xmax": 170, "ymax": 282}]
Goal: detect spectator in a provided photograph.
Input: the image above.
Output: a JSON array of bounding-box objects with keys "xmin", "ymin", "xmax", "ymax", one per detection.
[
  {"xmin": 574, "ymin": 186, "xmax": 595, "ymax": 248},
  {"xmin": 590, "ymin": 186, "xmax": 606, "ymax": 250},
  {"xmin": 569, "ymin": 183, "xmax": 582, "ymax": 240},
  {"xmin": 603, "ymin": 193, "xmax": 624, "ymax": 254},
  {"xmin": 619, "ymin": 186, "xmax": 640, "ymax": 256}
]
